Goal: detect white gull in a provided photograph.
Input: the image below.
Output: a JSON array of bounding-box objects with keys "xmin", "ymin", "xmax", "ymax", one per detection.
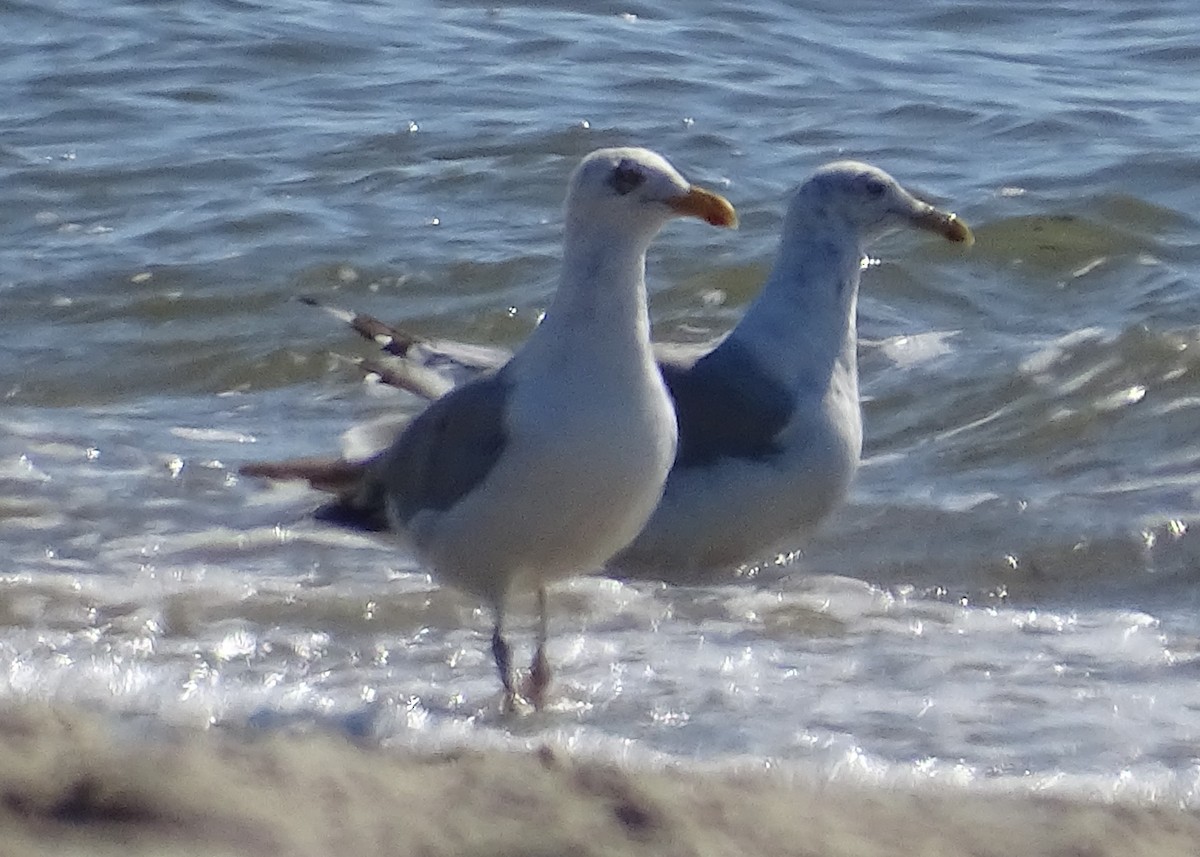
[{"xmin": 241, "ymin": 147, "xmax": 738, "ymax": 708}]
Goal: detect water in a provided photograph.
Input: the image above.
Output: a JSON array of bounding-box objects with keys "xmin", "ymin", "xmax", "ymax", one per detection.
[{"xmin": 4, "ymin": 0, "xmax": 1200, "ymax": 806}]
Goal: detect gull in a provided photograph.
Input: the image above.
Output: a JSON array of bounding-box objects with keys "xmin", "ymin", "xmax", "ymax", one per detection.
[
  {"xmin": 308, "ymin": 161, "xmax": 973, "ymax": 581},
  {"xmin": 241, "ymin": 148, "xmax": 738, "ymax": 708}
]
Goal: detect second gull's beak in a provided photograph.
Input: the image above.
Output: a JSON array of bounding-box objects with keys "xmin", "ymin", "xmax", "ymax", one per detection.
[{"xmin": 910, "ymin": 203, "xmax": 974, "ymax": 246}]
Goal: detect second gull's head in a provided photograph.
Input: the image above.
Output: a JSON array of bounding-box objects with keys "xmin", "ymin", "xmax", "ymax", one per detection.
[{"xmin": 788, "ymin": 160, "xmax": 973, "ymax": 247}]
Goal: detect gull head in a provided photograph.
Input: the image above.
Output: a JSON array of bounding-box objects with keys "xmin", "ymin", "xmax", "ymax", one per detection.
[
  {"xmin": 566, "ymin": 147, "xmax": 738, "ymax": 237},
  {"xmin": 791, "ymin": 161, "xmax": 973, "ymax": 247}
]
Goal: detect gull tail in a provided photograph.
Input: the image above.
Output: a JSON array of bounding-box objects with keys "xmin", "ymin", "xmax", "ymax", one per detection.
[
  {"xmin": 239, "ymin": 456, "xmax": 365, "ymax": 494},
  {"xmin": 301, "ymin": 297, "xmax": 504, "ymax": 401},
  {"xmin": 311, "ymin": 494, "xmax": 389, "ymax": 533},
  {"xmin": 300, "ymin": 297, "xmax": 454, "ymax": 400},
  {"xmin": 298, "ymin": 296, "xmax": 422, "ymax": 357},
  {"xmin": 359, "ymin": 356, "xmax": 456, "ymax": 401},
  {"xmin": 240, "ymin": 456, "xmax": 390, "ymax": 533}
]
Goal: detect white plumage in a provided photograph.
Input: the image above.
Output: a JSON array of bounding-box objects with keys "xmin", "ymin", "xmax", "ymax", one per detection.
[{"xmin": 242, "ymin": 147, "xmax": 738, "ymax": 708}]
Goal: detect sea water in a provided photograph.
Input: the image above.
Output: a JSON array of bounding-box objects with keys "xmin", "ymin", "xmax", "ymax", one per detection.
[{"xmin": 3, "ymin": 0, "xmax": 1200, "ymax": 806}]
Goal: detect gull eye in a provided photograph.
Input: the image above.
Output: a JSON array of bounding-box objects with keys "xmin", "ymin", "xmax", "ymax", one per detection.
[
  {"xmin": 863, "ymin": 177, "xmax": 887, "ymax": 198},
  {"xmin": 609, "ymin": 161, "xmax": 645, "ymax": 195}
]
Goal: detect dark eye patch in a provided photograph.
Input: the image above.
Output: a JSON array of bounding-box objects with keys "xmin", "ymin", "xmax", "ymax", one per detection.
[
  {"xmin": 610, "ymin": 161, "xmax": 645, "ymax": 195},
  {"xmin": 863, "ymin": 177, "xmax": 887, "ymax": 198}
]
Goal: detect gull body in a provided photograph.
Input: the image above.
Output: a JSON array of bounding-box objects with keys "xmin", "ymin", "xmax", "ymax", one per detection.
[
  {"xmin": 243, "ymin": 148, "xmax": 737, "ymax": 706},
  {"xmin": 308, "ymin": 161, "xmax": 971, "ymax": 581},
  {"xmin": 612, "ymin": 162, "xmax": 972, "ymax": 573}
]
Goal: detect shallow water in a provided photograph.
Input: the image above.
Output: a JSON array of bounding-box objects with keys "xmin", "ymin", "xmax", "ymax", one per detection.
[{"xmin": 4, "ymin": 0, "xmax": 1200, "ymax": 806}]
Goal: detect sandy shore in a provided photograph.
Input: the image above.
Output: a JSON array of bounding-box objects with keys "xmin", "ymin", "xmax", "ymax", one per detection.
[{"xmin": 0, "ymin": 703, "xmax": 1197, "ymax": 857}]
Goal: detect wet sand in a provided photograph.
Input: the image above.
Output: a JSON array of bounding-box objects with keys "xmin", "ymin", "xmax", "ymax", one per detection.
[{"xmin": 1, "ymin": 703, "xmax": 1197, "ymax": 857}]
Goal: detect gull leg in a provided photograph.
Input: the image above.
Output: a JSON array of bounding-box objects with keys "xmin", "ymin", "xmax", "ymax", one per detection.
[
  {"xmin": 491, "ymin": 617, "xmax": 517, "ymax": 712},
  {"xmin": 528, "ymin": 586, "xmax": 552, "ymax": 709}
]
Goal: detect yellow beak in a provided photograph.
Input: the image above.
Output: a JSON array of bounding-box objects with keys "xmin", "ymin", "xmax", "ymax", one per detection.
[
  {"xmin": 668, "ymin": 186, "xmax": 739, "ymax": 229},
  {"xmin": 911, "ymin": 205, "xmax": 974, "ymax": 246}
]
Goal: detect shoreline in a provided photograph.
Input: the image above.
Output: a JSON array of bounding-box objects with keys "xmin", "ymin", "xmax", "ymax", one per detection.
[{"xmin": 1, "ymin": 703, "xmax": 1198, "ymax": 857}]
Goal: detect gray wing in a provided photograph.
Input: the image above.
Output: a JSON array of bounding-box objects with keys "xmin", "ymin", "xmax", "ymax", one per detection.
[
  {"xmin": 662, "ymin": 339, "xmax": 795, "ymax": 468},
  {"xmin": 313, "ymin": 370, "xmax": 511, "ymax": 533},
  {"xmin": 368, "ymin": 368, "xmax": 512, "ymax": 526}
]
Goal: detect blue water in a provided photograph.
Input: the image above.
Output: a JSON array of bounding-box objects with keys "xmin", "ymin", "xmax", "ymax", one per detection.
[{"xmin": 3, "ymin": 0, "xmax": 1200, "ymax": 806}]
